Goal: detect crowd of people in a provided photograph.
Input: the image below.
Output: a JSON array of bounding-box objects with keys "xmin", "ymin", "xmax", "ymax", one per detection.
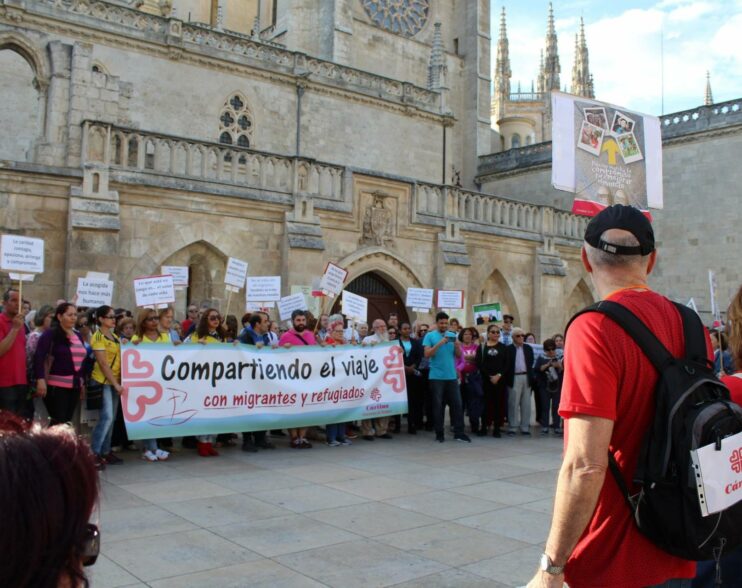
[{"xmin": 0, "ymin": 284, "xmax": 572, "ymax": 469}]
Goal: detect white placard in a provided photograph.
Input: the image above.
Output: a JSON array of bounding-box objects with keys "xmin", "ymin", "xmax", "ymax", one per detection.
[
  {"xmin": 342, "ymin": 290, "xmax": 368, "ymax": 322},
  {"xmin": 319, "ymin": 262, "xmax": 348, "ymax": 296},
  {"xmin": 225, "ymin": 257, "xmax": 249, "ymax": 289},
  {"xmin": 133, "ymin": 275, "xmax": 175, "ymax": 307},
  {"xmin": 691, "ymin": 430, "xmax": 742, "ymax": 516},
  {"xmin": 76, "ymin": 277, "xmax": 114, "ymax": 307},
  {"xmin": 161, "ymin": 265, "xmax": 189, "ymax": 287},
  {"xmin": 278, "ymin": 293, "xmax": 308, "ymax": 321},
  {"xmin": 9, "ymin": 273, "xmax": 34, "ymax": 282},
  {"xmin": 406, "ymin": 288, "xmax": 434, "ymax": 310},
  {"xmin": 85, "ymin": 271, "xmax": 110, "ymax": 280},
  {"xmin": 436, "ymin": 289, "xmax": 464, "ymax": 309},
  {"xmin": 1, "ymin": 235, "xmax": 44, "ymax": 274},
  {"xmin": 245, "ymin": 301, "xmax": 275, "ymax": 313},
  {"xmin": 246, "ymin": 276, "xmax": 281, "ymax": 302}
]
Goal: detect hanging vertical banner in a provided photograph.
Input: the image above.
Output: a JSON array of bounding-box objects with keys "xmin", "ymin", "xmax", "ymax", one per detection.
[
  {"xmin": 552, "ymin": 91, "xmax": 663, "ymax": 217},
  {"xmin": 709, "ymin": 270, "xmax": 720, "ymax": 322}
]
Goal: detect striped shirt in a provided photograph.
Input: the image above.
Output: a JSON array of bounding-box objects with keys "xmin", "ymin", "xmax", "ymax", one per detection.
[{"xmin": 47, "ymin": 335, "xmax": 87, "ymax": 389}]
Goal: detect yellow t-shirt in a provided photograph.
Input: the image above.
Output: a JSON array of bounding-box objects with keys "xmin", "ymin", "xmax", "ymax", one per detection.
[
  {"xmin": 189, "ymin": 333, "xmax": 222, "ymax": 344},
  {"xmin": 90, "ymin": 330, "xmax": 121, "ymax": 384},
  {"xmin": 131, "ymin": 332, "xmax": 172, "ymax": 344}
]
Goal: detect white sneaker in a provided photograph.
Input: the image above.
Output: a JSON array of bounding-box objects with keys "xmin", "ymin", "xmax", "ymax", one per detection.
[
  {"xmin": 154, "ymin": 449, "xmax": 170, "ymax": 461},
  {"xmin": 142, "ymin": 450, "xmax": 158, "ymax": 462}
]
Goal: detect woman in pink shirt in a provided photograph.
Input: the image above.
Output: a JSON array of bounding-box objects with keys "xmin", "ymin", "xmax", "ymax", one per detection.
[
  {"xmin": 456, "ymin": 327, "xmax": 483, "ymax": 434},
  {"xmin": 34, "ymin": 303, "xmax": 89, "ymax": 426}
]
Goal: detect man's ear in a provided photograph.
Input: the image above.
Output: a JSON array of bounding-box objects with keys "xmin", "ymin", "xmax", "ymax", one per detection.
[
  {"xmin": 581, "ymin": 246, "xmax": 593, "ymax": 273},
  {"xmin": 646, "ymin": 250, "xmax": 657, "ymax": 275}
]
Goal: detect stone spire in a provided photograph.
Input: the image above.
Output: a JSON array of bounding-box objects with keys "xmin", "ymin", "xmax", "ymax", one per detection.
[
  {"xmin": 539, "ymin": 3, "xmax": 561, "ymax": 94},
  {"xmin": 492, "ymin": 6, "xmax": 512, "ymax": 122},
  {"xmin": 571, "ymin": 17, "xmax": 594, "ymax": 98},
  {"xmin": 427, "ymin": 22, "xmax": 446, "ymax": 89},
  {"xmin": 704, "ymin": 71, "xmax": 714, "ymax": 106}
]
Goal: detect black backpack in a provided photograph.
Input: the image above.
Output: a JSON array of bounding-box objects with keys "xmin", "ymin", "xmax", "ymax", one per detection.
[{"xmin": 568, "ymin": 300, "xmax": 742, "ymax": 562}]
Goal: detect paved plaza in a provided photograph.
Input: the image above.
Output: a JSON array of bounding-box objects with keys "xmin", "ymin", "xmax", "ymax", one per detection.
[{"xmin": 90, "ymin": 430, "xmax": 563, "ymax": 588}]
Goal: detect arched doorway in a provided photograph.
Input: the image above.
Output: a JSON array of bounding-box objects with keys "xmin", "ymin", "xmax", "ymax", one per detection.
[{"xmin": 332, "ymin": 272, "xmax": 408, "ymax": 325}]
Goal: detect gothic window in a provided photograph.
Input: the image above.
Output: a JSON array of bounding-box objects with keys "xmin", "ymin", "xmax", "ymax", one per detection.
[
  {"xmin": 361, "ymin": 0, "xmax": 430, "ymax": 37},
  {"xmin": 218, "ymin": 92, "xmax": 253, "ymax": 150},
  {"xmin": 511, "ymin": 133, "xmax": 521, "ymax": 149},
  {"xmin": 525, "ymin": 134, "xmax": 533, "ymax": 146}
]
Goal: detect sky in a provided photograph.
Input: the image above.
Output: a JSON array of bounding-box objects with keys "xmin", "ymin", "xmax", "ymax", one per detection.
[{"xmin": 490, "ymin": 0, "xmax": 742, "ymax": 116}]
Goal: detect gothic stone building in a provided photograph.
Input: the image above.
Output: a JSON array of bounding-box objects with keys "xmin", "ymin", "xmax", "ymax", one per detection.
[{"xmin": 0, "ymin": 0, "xmax": 594, "ymax": 339}]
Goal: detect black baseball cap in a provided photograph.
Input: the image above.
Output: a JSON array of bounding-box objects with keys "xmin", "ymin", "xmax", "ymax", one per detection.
[{"xmin": 584, "ymin": 205, "xmax": 655, "ymax": 255}]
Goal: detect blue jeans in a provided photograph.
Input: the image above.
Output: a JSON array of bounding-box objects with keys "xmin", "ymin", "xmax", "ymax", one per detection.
[
  {"xmin": 91, "ymin": 385, "xmax": 119, "ymax": 455},
  {"xmin": 429, "ymin": 379, "xmax": 465, "ymax": 436},
  {"xmin": 648, "ymin": 579, "xmax": 692, "ymax": 587},
  {"xmin": 326, "ymin": 423, "xmax": 346, "ymax": 443}
]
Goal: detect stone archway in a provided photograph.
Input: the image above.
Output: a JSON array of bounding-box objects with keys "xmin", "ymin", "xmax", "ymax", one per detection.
[
  {"xmin": 477, "ymin": 269, "xmax": 521, "ymax": 326},
  {"xmin": 331, "ymin": 272, "xmax": 409, "ymax": 325}
]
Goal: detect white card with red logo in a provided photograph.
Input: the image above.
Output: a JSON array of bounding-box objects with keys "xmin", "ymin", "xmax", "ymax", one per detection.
[{"xmin": 691, "ymin": 430, "xmax": 742, "ymax": 516}]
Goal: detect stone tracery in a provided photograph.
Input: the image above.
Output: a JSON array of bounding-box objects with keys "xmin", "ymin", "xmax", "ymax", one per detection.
[{"xmin": 361, "ymin": 0, "xmax": 430, "ymax": 37}]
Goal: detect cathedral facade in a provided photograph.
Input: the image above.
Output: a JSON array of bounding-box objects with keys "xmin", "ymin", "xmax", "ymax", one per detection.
[{"xmin": 0, "ymin": 0, "xmax": 594, "ymax": 338}]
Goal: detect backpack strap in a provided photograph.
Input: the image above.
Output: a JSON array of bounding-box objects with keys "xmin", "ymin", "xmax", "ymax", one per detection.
[
  {"xmin": 566, "ymin": 300, "xmax": 674, "ymax": 372},
  {"xmin": 672, "ymin": 302, "xmax": 711, "ymax": 367}
]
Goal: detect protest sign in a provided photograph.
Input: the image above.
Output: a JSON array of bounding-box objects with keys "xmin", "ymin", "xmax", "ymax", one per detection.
[
  {"xmin": 8, "ymin": 273, "xmax": 34, "ymax": 282},
  {"xmin": 292, "ymin": 285, "xmax": 321, "ymax": 317},
  {"xmin": 319, "ymin": 262, "xmax": 348, "ymax": 297},
  {"xmin": 691, "ymin": 430, "xmax": 742, "ymax": 516},
  {"xmin": 161, "ymin": 266, "xmax": 189, "ymax": 287},
  {"xmin": 551, "ymin": 92, "xmax": 662, "ymax": 216},
  {"xmin": 436, "ymin": 289, "xmax": 464, "ymax": 309},
  {"xmin": 406, "ymin": 288, "xmax": 434, "ymax": 311},
  {"xmin": 473, "ymin": 302, "xmax": 502, "ymax": 326},
  {"xmin": 1, "ymin": 235, "xmax": 44, "ymax": 274},
  {"xmin": 247, "ymin": 276, "xmax": 281, "ymax": 302},
  {"xmin": 278, "ymin": 293, "xmax": 308, "ymax": 321},
  {"xmin": 245, "ymin": 301, "xmax": 274, "ymax": 313},
  {"xmin": 709, "ymin": 270, "xmax": 720, "ymax": 322},
  {"xmin": 225, "ymin": 257, "xmax": 248, "ymax": 290},
  {"xmin": 86, "ymin": 271, "xmax": 110, "ymax": 280},
  {"xmin": 120, "ymin": 342, "xmax": 408, "ymax": 439},
  {"xmin": 342, "ymin": 290, "xmax": 368, "ymax": 322},
  {"xmin": 77, "ymin": 277, "xmax": 114, "ymax": 307},
  {"xmin": 134, "ymin": 275, "xmax": 175, "ymax": 307}
]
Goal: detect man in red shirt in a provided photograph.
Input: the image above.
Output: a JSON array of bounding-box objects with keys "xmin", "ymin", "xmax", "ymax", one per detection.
[
  {"xmin": 527, "ymin": 205, "xmax": 697, "ymax": 588},
  {"xmin": 0, "ymin": 288, "xmax": 29, "ymax": 417}
]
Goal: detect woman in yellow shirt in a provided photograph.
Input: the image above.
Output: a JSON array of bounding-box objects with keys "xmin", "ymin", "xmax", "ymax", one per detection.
[
  {"xmin": 187, "ymin": 308, "xmax": 226, "ymax": 457},
  {"xmin": 131, "ymin": 308, "xmax": 171, "ymax": 462},
  {"xmin": 89, "ymin": 305, "xmax": 123, "ymax": 470}
]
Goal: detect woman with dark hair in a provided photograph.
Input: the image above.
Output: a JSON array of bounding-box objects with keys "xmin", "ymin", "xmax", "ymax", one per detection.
[
  {"xmin": 34, "ymin": 303, "xmax": 89, "ymax": 426},
  {"xmin": 0, "ymin": 411, "xmax": 100, "ymax": 588},
  {"xmin": 475, "ymin": 324, "xmax": 509, "ymax": 437},
  {"xmin": 457, "ymin": 327, "xmax": 482, "ymax": 433},
  {"xmin": 26, "ymin": 304, "xmax": 54, "ymax": 397},
  {"xmin": 89, "ymin": 305, "xmax": 124, "ymax": 470},
  {"xmin": 130, "ymin": 308, "xmax": 171, "ymax": 462},
  {"xmin": 224, "ymin": 314, "xmax": 239, "ymax": 342},
  {"xmin": 187, "ymin": 308, "xmax": 226, "ymax": 456}
]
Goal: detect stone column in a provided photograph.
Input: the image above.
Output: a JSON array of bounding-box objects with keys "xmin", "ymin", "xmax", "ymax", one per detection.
[
  {"xmin": 531, "ymin": 238, "xmax": 567, "ymax": 340},
  {"xmin": 435, "ymin": 221, "xmax": 472, "ymax": 323}
]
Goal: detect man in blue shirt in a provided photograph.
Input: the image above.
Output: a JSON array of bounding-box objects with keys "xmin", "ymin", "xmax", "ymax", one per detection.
[{"xmin": 423, "ymin": 312, "xmax": 471, "ymax": 443}]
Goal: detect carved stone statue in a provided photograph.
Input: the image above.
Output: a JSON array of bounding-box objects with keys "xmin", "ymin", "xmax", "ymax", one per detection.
[{"xmin": 360, "ymin": 191, "xmax": 394, "ymax": 247}]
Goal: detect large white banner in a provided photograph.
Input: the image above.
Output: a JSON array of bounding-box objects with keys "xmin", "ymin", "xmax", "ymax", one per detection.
[
  {"xmin": 121, "ymin": 342, "xmax": 408, "ymax": 439},
  {"xmin": 552, "ymin": 91, "xmax": 662, "ymax": 217}
]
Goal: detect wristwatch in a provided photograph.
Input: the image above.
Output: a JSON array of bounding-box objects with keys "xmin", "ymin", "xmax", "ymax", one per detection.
[{"xmin": 539, "ymin": 553, "xmax": 565, "ymax": 575}]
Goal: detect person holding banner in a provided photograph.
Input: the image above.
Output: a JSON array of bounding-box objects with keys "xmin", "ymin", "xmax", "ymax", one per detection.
[
  {"xmin": 34, "ymin": 303, "xmax": 88, "ymax": 426},
  {"xmin": 130, "ymin": 309, "xmax": 172, "ymax": 462},
  {"xmin": 399, "ymin": 322, "xmax": 424, "ymax": 434},
  {"xmin": 279, "ymin": 310, "xmax": 317, "ymax": 449},
  {"xmin": 0, "ymin": 288, "xmax": 29, "ymax": 418},
  {"xmin": 360, "ymin": 319, "xmax": 393, "ymax": 441},
  {"xmin": 323, "ymin": 317, "xmax": 352, "ymax": 446},
  {"xmin": 89, "ymin": 305, "xmax": 124, "ymax": 470}
]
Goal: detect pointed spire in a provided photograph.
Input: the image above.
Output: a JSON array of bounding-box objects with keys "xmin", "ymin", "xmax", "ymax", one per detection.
[
  {"xmin": 704, "ymin": 71, "xmax": 714, "ymax": 106},
  {"xmin": 539, "ymin": 2, "xmax": 561, "ymax": 94},
  {"xmin": 571, "ymin": 17, "xmax": 594, "ymax": 98},
  {"xmin": 492, "ymin": 6, "xmax": 512, "ymax": 120},
  {"xmin": 427, "ymin": 22, "xmax": 446, "ymax": 90}
]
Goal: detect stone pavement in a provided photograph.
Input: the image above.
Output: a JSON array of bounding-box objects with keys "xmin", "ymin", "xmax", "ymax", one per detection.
[{"xmin": 91, "ymin": 430, "xmax": 563, "ymax": 588}]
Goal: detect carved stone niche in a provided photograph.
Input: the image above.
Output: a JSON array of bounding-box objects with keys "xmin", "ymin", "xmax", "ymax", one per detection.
[{"xmin": 359, "ymin": 190, "xmax": 396, "ymax": 248}]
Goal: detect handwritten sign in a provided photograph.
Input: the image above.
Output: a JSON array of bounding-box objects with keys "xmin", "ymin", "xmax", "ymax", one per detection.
[
  {"xmin": 342, "ymin": 290, "xmax": 368, "ymax": 322},
  {"xmin": 436, "ymin": 289, "xmax": 464, "ymax": 309},
  {"xmin": 225, "ymin": 257, "xmax": 248, "ymax": 289},
  {"xmin": 406, "ymin": 288, "xmax": 434, "ymax": 310},
  {"xmin": 246, "ymin": 276, "xmax": 281, "ymax": 302},
  {"xmin": 319, "ymin": 262, "xmax": 348, "ymax": 296},
  {"xmin": 278, "ymin": 293, "xmax": 308, "ymax": 321},
  {"xmin": 133, "ymin": 275, "xmax": 175, "ymax": 307},
  {"xmin": 1, "ymin": 235, "xmax": 44, "ymax": 274},
  {"xmin": 77, "ymin": 277, "xmax": 114, "ymax": 307},
  {"xmin": 161, "ymin": 265, "xmax": 189, "ymax": 287}
]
